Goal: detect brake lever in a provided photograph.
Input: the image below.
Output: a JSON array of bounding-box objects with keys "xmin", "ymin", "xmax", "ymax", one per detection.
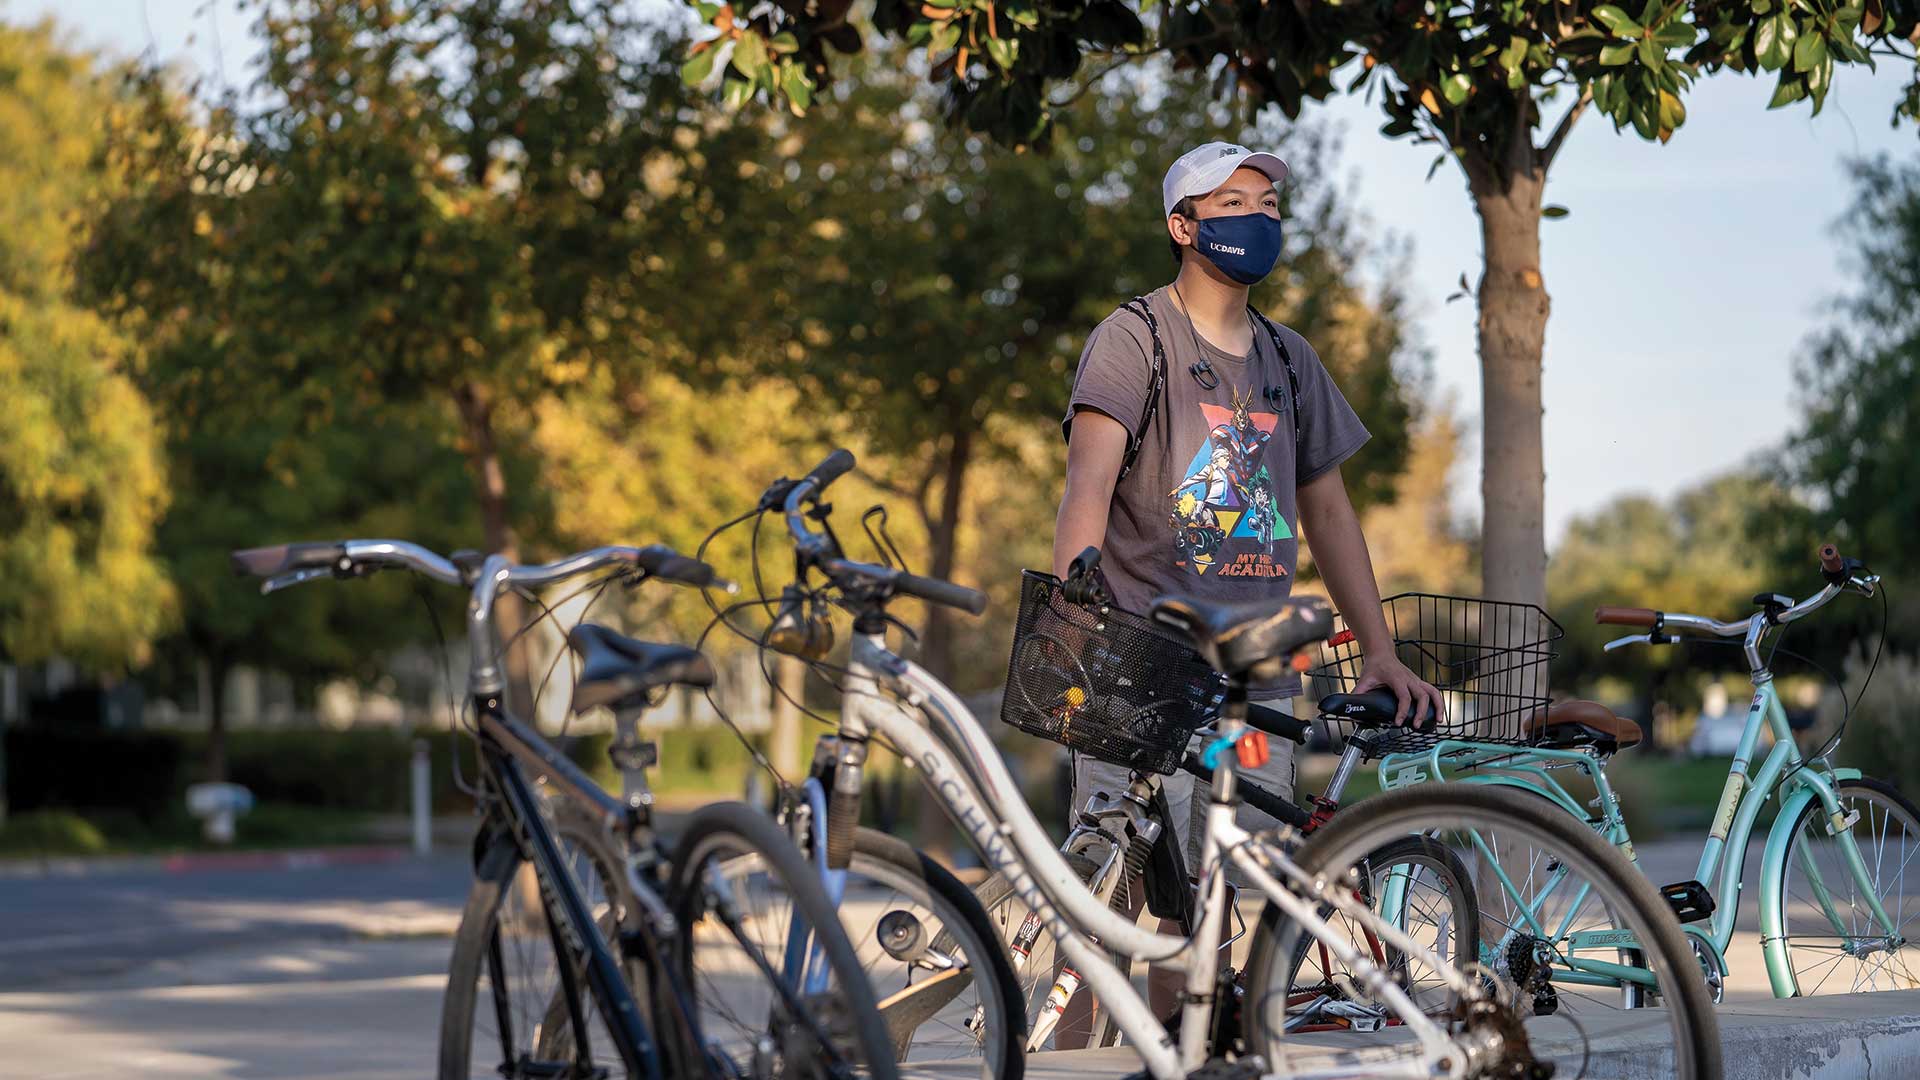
[
  {"xmin": 1852, "ymin": 573, "xmax": 1880, "ymax": 598},
  {"xmin": 1602, "ymin": 633, "xmax": 1658, "ymax": 653},
  {"xmin": 260, "ymin": 566, "xmax": 334, "ymax": 595}
]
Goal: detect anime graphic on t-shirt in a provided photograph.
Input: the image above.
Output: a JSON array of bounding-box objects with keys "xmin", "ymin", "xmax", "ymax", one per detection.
[{"xmin": 1168, "ymin": 385, "xmax": 1292, "ymax": 576}]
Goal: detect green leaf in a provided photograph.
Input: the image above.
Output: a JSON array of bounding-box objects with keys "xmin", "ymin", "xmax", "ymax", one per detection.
[
  {"xmin": 1003, "ymin": 0, "xmax": 1039, "ymax": 28},
  {"xmin": 924, "ymin": 0, "xmax": 959, "ymax": 8},
  {"xmin": 1755, "ymin": 14, "xmax": 1789, "ymax": 70},
  {"xmin": 680, "ymin": 47, "xmax": 717, "ymax": 86},
  {"xmin": 769, "ymin": 32, "xmax": 800, "ymax": 55},
  {"xmin": 1658, "ymin": 88, "xmax": 1685, "ymax": 128},
  {"xmin": 1599, "ymin": 41, "xmax": 1636, "ymax": 65},
  {"xmin": 1541, "ymin": 204, "xmax": 1570, "ymax": 218},
  {"xmin": 781, "ymin": 64, "xmax": 813, "ymax": 112},
  {"xmin": 1653, "ymin": 21, "xmax": 1695, "ymax": 48},
  {"xmin": 733, "ymin": 32, "xmax": 767, "ymax": 78},
  {"xmin": 1767, "ymin": 73, "xmax": 1807, "ymax": 108},
  {"xmin": 1592, "ymin": 5, "xmax": 1643, "ymax": 36},
  {"xmin": 721, "ymin": 75, "xmax": 754, "ymax": 111},
  {"xmin": 1499, "ymin": 35, "xmax": 1529, "ymax": 74},
  {"xmin": 931, "ymin": 22, "xmax": 961, "ymax": 53},
  {"xmin": 906, "ymin": 21, "xmax": 933, "ymax": 44},
  {"xmin": 1637, "ymin": 34, "xmax": 1659, "ymax": 67},
  {"xmin": 694, "ymin": 1, "xmax": 721, "ymax": 19},
  {"xmin": 985, "ymin": 35, "xmax": 1018, "ymax": 70},
  {"xmin": 1441, "ymin": 72, "xmax": 1472, "ymax": 105},
  {"xmin": 1793, "ymin": 29, "xmax": 1827, "ymax": 72}
]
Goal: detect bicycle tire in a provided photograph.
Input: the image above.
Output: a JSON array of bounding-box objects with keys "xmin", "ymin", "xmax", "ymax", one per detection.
[
  {"xmin": 849, "ymin": 827, "xmax": 1025, "ymax": 1078},
  {"xmin": 1774, "ymin": 774, "xmax": 1920, "ymax": 995},
  {"xmin": 1272, "ymin": 835, "xmax": 1479, "ymax": 1034},
  {"xmin": 666, "ymin": 800, "xmax": 900, "ymax": 1080},
  {"xmin": 438, "ymin": 822, "xmax": 668, "ymax": 1080},
  {"xmin": 1244, "ymin": 784, "xmax": 1720, "ymax": 1080}
]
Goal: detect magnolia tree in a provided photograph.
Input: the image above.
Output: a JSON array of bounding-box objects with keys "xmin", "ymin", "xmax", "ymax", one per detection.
[{"xmin": 682, "ymin": 0, "xmax": 1920, "ymax": 606}]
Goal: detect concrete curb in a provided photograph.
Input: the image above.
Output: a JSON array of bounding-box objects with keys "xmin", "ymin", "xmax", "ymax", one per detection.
[{"xmin": 0, "ymin": 844, "xmax": 413, "ymax": 880}]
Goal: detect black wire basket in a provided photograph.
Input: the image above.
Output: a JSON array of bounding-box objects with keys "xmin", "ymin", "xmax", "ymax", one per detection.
[
  {"xmin": 1306, "ymin": 593, "xmax": 1564, "ymax": 755},
  {"xmin": 1000, "ymin": 571, "xmax": 1227, "ymax": 775}
]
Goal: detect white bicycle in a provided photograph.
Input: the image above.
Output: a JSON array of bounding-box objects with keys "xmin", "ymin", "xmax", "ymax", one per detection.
[{"xmin": 729, "ymin": 450, "xmax": 1720, "ymax": 1079}]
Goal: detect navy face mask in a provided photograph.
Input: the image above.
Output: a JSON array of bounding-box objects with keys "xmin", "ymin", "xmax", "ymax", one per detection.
[{"xmin": 1192, "ymin": 212, "xmax": 1283, "ymax": 285}]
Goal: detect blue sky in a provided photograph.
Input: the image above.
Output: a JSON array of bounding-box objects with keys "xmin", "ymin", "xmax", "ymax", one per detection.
[{"xmin": 19, "ymin": 0, "xmax": 1917, "ymax": 543}]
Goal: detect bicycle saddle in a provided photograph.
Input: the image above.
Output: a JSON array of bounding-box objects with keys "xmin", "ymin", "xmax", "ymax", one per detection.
[
  {"xmin": 566, "ymin": 623, "xmax": 715, "ymax": 713},
  {"xmin": 1149, "ymin": 593, "xmax": 1333, "ymax": 680},
  {"xmin": 1522, "ymin": 700, "xmax": 1642, "ymax": 752},
  {"xmin": 1317, "ymin": 689, "xmax": 1439, "ymax": 731}
]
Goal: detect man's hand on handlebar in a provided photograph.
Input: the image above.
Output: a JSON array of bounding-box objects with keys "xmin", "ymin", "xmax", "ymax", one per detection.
[{"xmin": 1350, "ymin": 652, "xmax": 1447, "ymax": 729}]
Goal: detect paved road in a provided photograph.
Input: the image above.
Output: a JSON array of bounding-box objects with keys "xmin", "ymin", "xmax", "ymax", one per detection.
[{"xmin": 0, "ymin": 853, "xmax": 470, "ymax": 990}]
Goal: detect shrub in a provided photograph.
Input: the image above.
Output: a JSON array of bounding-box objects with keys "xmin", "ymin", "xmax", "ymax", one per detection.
[
  {"xmin": 0, "ymin": 810, "xmax": 109, "ymax": 856},
  {"xmin": 1828, "ymin": 646, "xmax": 1920, "ymax": 793}
]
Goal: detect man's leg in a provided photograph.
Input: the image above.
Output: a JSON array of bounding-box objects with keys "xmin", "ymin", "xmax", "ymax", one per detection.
[{"xmin": 1057, "ymin": 752, "xmax": 1194, "ymax": 1046}]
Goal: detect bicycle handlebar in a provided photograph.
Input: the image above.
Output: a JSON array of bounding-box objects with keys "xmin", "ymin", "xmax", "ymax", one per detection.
[
  {"xmin": 1598, "ymin": 543, "xmax": 1875, "ymax": 652},
  {"xmin": 231, "ymin": 540, "xmax": 722, "ymax": 592},
  {"xmin": 779, "ymin": 450, "xmax": 988, "ymax": 616},
  {"xmin": 1178, "ymin": 751, "xmax": 1312, "ymax": 829}
]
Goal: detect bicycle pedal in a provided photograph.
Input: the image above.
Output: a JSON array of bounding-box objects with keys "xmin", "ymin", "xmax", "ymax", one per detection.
[{"xmin": 1659, "ymin": 879, "xmax": 1716, "ymax": 924}]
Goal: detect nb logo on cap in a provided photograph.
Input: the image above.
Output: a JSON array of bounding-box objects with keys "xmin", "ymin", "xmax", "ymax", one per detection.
[{"xmin": 1220, "ymin": 147, "xmax": 1239, "ymax": 156}]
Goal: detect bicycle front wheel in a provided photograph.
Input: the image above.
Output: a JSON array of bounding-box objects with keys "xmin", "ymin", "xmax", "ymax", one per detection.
[
  {"xmin": 1271, "ymin": 835, "xmax": 1479, "ymax": 1034},
  {"xmin": 1245, "ymin": 784, "xmax": 1719, "ymax": 1080},
  {"xmin": 1775, "ymin": 775, "xmax": 1920, "ymax": 994},
  {"xmin": 667, "ymin": 801, "xmax": 899, "ymax": 1080}
]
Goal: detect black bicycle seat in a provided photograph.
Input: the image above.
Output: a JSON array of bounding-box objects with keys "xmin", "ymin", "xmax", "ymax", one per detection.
[
  {"xmin": 567, "ymin": 623, "xmax": 715, "ymax": 714},
  {"xmin": 1148, "ymin": 594, "xmax": 1333, "ymax": 680},
  {"xmin": 1318, "ymin": 689, "xmax": 1439, "ymax": 732}
]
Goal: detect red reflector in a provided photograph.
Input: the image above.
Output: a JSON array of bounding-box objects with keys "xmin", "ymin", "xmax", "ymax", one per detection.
[
  {"xmin": 1329, "ymin": 630, "xmax": 1356, "ymax": 647},
  {"xmin": 1237, "ymin": 731, "xmax": 1270, "ymax": 769}
]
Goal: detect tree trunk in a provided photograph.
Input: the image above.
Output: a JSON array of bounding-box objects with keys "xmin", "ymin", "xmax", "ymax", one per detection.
[
  {"xmin": 452, "ymin": 381, "xmax": 536, "ymax": 717},
  {"xmin": 918, "ymin": 424, "xmax": 974, "ymax": 683},
  {"xmin": 1469, "ymin": 168, "xmax": 1551, "ymax": 610}
]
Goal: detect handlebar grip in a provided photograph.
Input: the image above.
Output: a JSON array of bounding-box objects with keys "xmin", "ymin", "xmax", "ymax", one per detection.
[
  {"xmin": 1068, "ymin": 546, "xmax": 1101, "ymax": 579},
  {"xmin": 1180, "ymin": 753, "xmax": 1312, "ymax": 828},
  {"xmin": 1820, "ymin": 543, "xmax": 1844, "ymax": 574},
  {"xmin": 230, "ymin": 542, "xmax": 346, "ymax": 577},
  {"xmin": 892, "ymin": 572, "xmax": 987, "ymax": 616},
  {"xmin": 1246, "ymin": 702, "xmax": 1310, "ymax": 745},
  {"xmin": 802, "ymin": 449, "xmax": 856, "ymax": 494},
  {"xmin": 634, "ymin": 546, "xmax": 716, "ymax": 588},
  {"xmin": 1594, "ymin": 606, "xmax": 1660, "ymax": 628}
]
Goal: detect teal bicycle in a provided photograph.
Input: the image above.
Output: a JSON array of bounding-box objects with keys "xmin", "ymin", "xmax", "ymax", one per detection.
[{"xmin": 1312, "ymin": 544, "xmax": 1914, "ymax": 1011}]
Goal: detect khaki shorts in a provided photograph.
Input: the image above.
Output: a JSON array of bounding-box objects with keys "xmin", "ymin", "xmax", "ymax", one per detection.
[{"xmin": 1069, "ymin": 698, "xmax": 1300, "ymax": 873}]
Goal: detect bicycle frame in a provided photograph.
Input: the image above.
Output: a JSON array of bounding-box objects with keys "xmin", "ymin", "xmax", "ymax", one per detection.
[
  {"xmin": 470, "ymin": 694, "xmax": 666, "ymax": 1079},
  {"xmin": 839, "ymin": 630, "xmax": 1474, "ymax": 1080},
  {"xmin": 1377, "ymin": 676, "xmax": 1897, "ymax": 997}
]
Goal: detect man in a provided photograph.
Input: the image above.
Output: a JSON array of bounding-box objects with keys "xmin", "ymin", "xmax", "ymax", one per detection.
[{"xmin": 1054, "ymin": 141, "xmax": 1443, "ymax": 1033}]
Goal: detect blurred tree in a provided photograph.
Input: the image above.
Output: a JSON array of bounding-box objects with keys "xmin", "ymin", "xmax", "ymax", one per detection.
[
  {"xmin": 688, "ymin": 0, "xmax": 1920, "ymax": 613},
  {"xmin": 82, "ymin": 1, "xmax": 732, "ymax": 716},
  {"xmin": 0, "ymin": 23, "xmax": 173, "ymax": 675},
  {"xmin": 1350, "ymin": 401, "xmax": 1475, "ymax": 596},
  {"xmin": 1547, "ymin": 470, "xmax": 1802, "ymax": 710},
  {"xmin": 1794, "ymin": 154, "xmax": 1920, "ymax": 637},
  {"xmin": 706, "ymin": 61, "xmax": 1419, "ymax": 682}
]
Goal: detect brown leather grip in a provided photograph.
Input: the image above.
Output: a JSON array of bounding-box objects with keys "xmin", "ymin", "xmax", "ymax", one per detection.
[
  {"xmin": 1820, "ymin": 543, "xmax": 1843, "ymax": 573},
  {"xmin": 1594, "ymin": 606, "xmax": 1659, "ymax": 628}
]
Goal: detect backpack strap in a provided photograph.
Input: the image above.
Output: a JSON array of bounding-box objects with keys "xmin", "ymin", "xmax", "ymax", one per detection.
[
  {"xmin": 1248, "ymin": 307, "xmax": 1303, "ymax": 448},
  {"xmin": 1116, "ymin": 295, "xmax": 1170, "ymax": 482}
]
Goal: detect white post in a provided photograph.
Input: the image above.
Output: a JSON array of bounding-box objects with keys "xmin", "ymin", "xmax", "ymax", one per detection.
[{"xmin": 411, "ymin": 739, "xmax": 432, "ymax": 856}]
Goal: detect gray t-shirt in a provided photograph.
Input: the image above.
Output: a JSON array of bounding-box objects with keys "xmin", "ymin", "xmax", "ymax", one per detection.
[{"xmin": 1062, "ymin": 287, "xmax": 1370, "ymax": 697}]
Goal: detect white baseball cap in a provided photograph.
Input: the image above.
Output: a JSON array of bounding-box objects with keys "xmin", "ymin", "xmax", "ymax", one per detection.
[{"xmin": 1161, "ymin": 141, "xmax": 1289, "ymax": 217}]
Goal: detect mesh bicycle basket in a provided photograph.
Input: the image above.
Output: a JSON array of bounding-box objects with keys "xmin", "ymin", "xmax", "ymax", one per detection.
[
  {"xmin": 1000, "ymin": 571, "xmax": 1227, "ymax": 775},
  {"xmin": 1305, "ymin": 593, "xmax": 1564, "ymax": 755}
]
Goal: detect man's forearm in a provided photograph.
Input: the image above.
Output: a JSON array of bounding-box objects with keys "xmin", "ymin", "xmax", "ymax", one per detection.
[
  {"xmin": 1297, "ymin": 471, "xmax": 1393, "ymax": 656},
  {"xmin": 1054, "ymin": 478, "xmax": 1111, "ymax": 579}
]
